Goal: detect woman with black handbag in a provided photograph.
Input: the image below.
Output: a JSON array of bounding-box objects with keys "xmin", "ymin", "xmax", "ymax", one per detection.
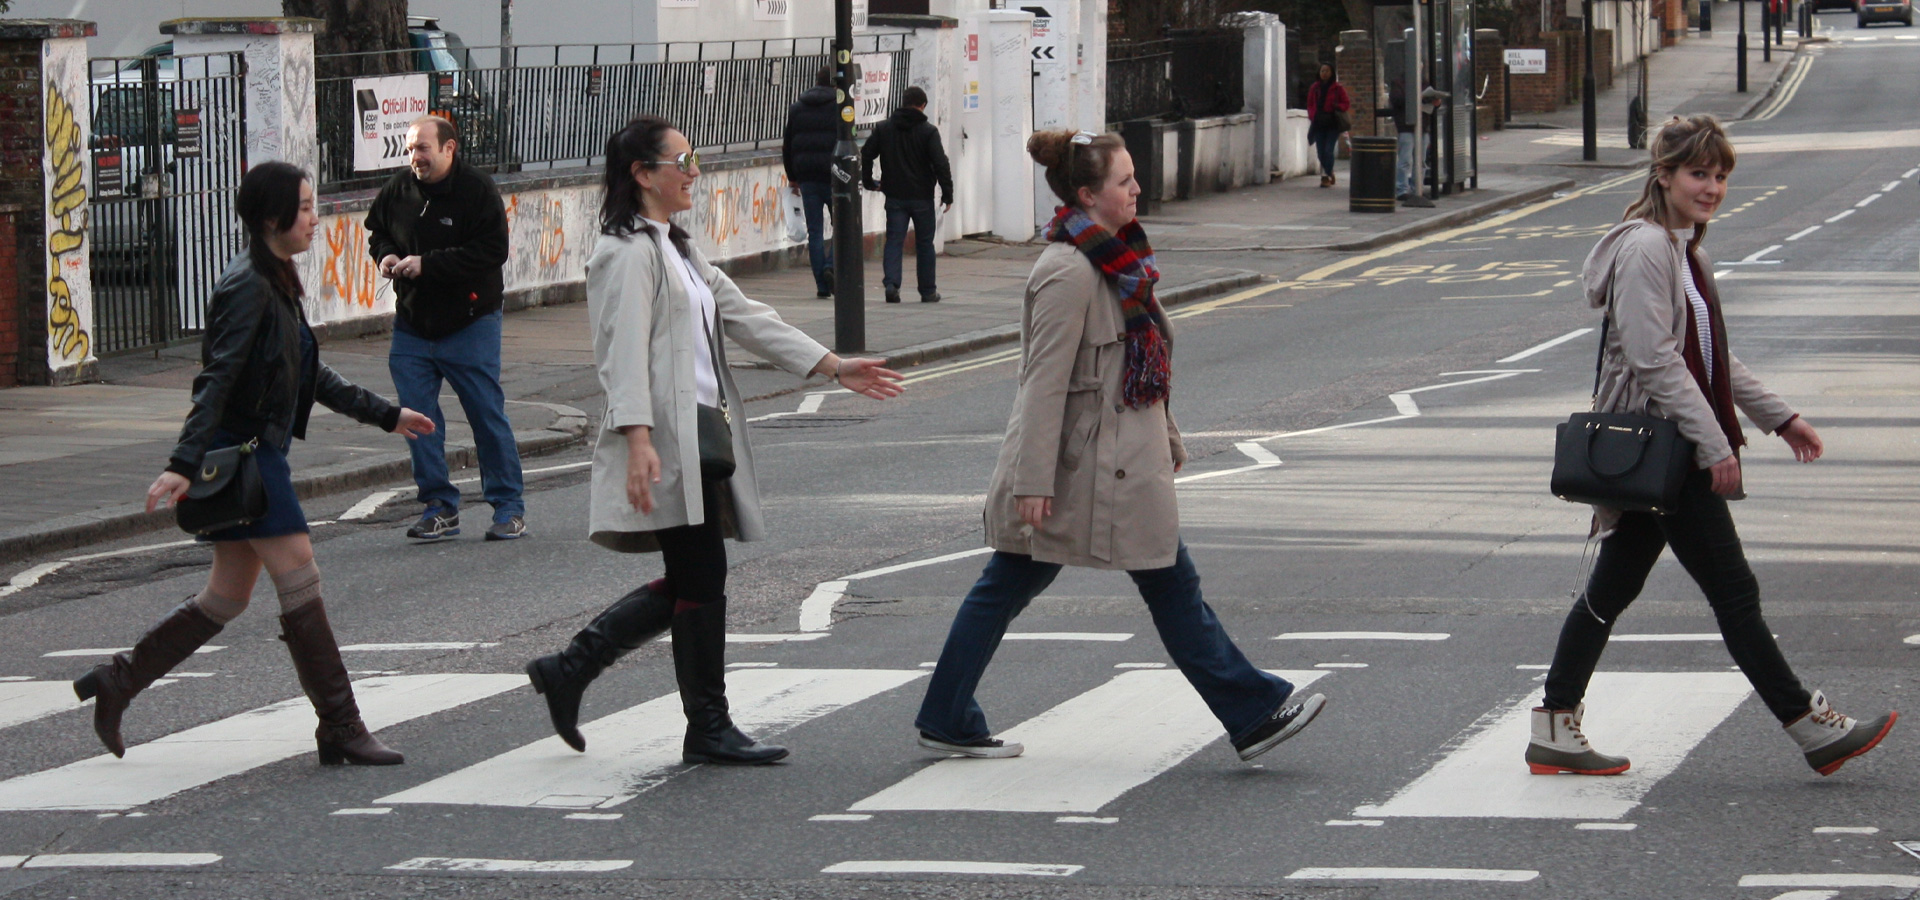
[
  {"xmin": 1529, "ymin": 115, "xmax": 1896, "ymax": 778},
  {"xmin": 523, "ymin": 116, "xmax": 903, "ymax": 764},
  {"xmin": 83, "ymin": 162, "xmax": 435, "ymax": 765},
  {"xmin": 1304, "ymin": 64, "xmax": 1351, "ymax": 188}
]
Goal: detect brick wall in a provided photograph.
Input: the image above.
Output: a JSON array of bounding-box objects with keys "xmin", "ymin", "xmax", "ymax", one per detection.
[
  {"xmin": 1507, "ymin": 33, "xmax": 1568, "ymax": 114},
  {"xmin": 0, "ymin": 38, "xmax": 47, "ymax": 386},
  {"xmin": 1335, "ymin": 30, "xmax": 1378, "ymax": 139},
  {"xmin": 1475, "ymin": 29, "xmax": 1505, "ymax": 132}
]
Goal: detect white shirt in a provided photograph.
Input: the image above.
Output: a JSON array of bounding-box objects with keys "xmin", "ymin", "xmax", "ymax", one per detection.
[
  {"xmin": 1674, "ymin": 230, "xmax": 1714, "ymax": 383},
  {"xmin": 644, "ymin": 218, "xmax": 720, "ymax": 407}
]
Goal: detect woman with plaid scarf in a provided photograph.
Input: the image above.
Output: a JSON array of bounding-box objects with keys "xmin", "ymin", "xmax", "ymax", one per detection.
[{"xmin": 909, "ymin": 130, "xmax": 1327, "ymax": 764}]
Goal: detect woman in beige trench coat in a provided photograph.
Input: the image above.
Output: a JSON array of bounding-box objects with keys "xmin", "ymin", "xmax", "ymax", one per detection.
[
  {"xmin": 911, "ymin": 130, "xmax": 1326, "ymax": 763},
  {"xmin": 525, "ymin": 116, "xmax": 902, "ymax": 765}
]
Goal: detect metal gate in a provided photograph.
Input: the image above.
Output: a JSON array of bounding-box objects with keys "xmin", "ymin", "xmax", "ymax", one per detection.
[{"xmin": 87, "ymin": 51, "xmax": 247, "ymax": 356}]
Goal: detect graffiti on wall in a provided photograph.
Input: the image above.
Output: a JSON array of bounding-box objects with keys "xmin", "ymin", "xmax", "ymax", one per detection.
[
  {"xmin": 313, "ymin": 215, "xmax": 390, "ymax": 317},
  {"xmin": 503, "ymin": 189, "xmax": 595, "ymax": 290},
  {"xmin": 43, "ymin": 45, "xmax": 92, "ymax": 368},
  {"xmin": 686, "ymin": 167, "xmax": 793, "ymax": 256}
]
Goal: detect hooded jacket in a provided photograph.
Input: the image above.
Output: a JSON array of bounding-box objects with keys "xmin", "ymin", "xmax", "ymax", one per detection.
[
  {"xmin": 782, "ymin": 85, "xmax": 840, "ymax": 186},
  {"xmin": 859, "ymin": 106, "xmax": 953, "ymax": 205},
  {"xmin": 365, "ymin": 158, "xmax": 510, "ymax": 340}
]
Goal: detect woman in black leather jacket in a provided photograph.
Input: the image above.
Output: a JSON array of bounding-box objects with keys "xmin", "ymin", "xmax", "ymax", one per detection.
[{"xmin": 73, "ymin": 162, "xmax": 434, "ymax": 766}]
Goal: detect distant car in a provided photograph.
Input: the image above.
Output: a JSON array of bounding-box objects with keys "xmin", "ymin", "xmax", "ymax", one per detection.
[{"xmin": 1858, "ymin": 0, "xmax": 1915, "ymax": 25}]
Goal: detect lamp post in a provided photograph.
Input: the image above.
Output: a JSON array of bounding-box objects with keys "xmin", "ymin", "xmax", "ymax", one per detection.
[
  {"xmin": 1582, "ymin": 0, "xmax": 1596, "ymax": 161},
  {"xmin": 1737, "ymin": 0, "xmax": 1749, "ymax": 93},
  {"xmin": 830, "ymin": 0, "xmax": 865, "ymax": 352}
]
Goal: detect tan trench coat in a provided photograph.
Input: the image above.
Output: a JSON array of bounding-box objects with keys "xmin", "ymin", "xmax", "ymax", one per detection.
[
  {"xmin": 983, "ymin": 243, "xmax": 1188, "ymax": 570},
  {"xmin": 585, "ymin": 227, "xmax": 830, "ymax": 552}
]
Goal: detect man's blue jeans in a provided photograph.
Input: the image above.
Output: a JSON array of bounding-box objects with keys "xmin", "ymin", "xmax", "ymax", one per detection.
[
  {"xmin": 883, "ymin": 196, "xmax": 937, "ymax": 297},
  {"xmin": 1395, "ymin": 131, "xmax": 1422, "ymax": 198},
  {"xmin": 914, "ymin": 543, "xmax": 1293, "ymax": 746},
  {"xmin": 388, "ymin": 310, "xmax": 525, "ymax": 522},
  {"xmin": 799, "ymin": 181, "xmax": 833, "ymax": 294}
]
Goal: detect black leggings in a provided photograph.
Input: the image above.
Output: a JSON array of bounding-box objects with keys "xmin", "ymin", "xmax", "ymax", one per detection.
[
  {"xmin": 653, "ymin": 481, "xmax": 727, "ymax": 607},
  {"xmin": 1543, "ymin": 469, "xmax": 1813, "ymax": 724}
]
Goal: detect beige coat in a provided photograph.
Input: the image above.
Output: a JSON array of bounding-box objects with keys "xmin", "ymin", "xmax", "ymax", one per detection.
[
  {"xmin": 983, "ymin": 243, "xmax": 1188, "ymax": 570},
  {"xmin": 585, "ymin": 226, "xmax": 829, "ymax": 552}
]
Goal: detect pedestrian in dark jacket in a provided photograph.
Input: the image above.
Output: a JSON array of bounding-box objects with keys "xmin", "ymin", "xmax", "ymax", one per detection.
[
  {"xmin": 93, "ymin": 161, "xmax": 433, "ymax": 768},
  {"xmin": 783, "ymin": 67, "xmax": 839, "ymax": 298},
  {"xmin": 859, "ymin": 86, "xmax": 953, "ymax": 303},
  {"xmin": 366, "ymin": 116, "xmax": 527, "ymax": 543}
]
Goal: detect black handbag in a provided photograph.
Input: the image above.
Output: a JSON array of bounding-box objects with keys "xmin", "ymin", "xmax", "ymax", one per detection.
[
  {"xmin": 696, "ymin": 309, "xmax": 736, "ymax": 482},
  {"xmin": 1550, "ymin": 288, "xmax": 1696, "ymax": 514},
  {"xmin": 175, "ymin": 438, "xmax": 269, "ymax": 535}
]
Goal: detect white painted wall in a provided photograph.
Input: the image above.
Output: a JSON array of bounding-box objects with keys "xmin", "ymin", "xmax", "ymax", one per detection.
[
  {"xmin": 980, "ymin": 10, "xmax": 1034, "ymax": 240},
  {"xmin": 953, "ymin": 16, "xmax": 994, "ymax": 236}
]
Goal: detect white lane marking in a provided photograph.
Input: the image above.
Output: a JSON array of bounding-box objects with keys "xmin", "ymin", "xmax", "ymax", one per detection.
[
  {"xmin": 1903, "ymin": 634, "xmax": 1919, "ymax": 645},
  {"xmin": 1826, "ymin": 209, "xmax": 1855, "ymax": 223},
  {"xmin": 1274, "ymin": 632, "xmax": 1449, "ymax": 641},
  {"xmin": 1722, "ymin": 245, "xmax": 1784, "ymax": 266},
  {"xmin": 339, "ymin": 489, "xmax": 402, "ymax": 521},
  {"xmin": 1324, "ymin": 819, "xmax": 1384, "ymax": 827},
  {"xmin": 1881, "ymin": 181, "xmax": 1902, "ymax": 192},
  {"xmin": 564, "ymin": 813, "xmax": 623, "ymax": 821},
  {"xmin": 1515, "ymin": 665, "xmax": 1550, "ymax": 670},
  {"xmin": 1288, "ymin": 868, "xmax": 1538, "ymax": 882},
  {"xmin": 851, "ymin": 670, "xmax": 1325, "ymax": 814},
  {"xmin": 1610, "ymin": 634, "xmax": 1725, "ymax": 642},
  {"xmin": 1003, "ymin": 633, "xmax": 1133, "ymax": 642},
  {"xmin": 810, "ymin": 814, "xmax": 873, "ymax": 822},
  {"xmin": 1115, "ymin": 663, "xmax": 1166, "ymax": 669},
  {"xmin": 42, "ymin": 647, "xmax": 224, "ymax": 658},
  {"xmin": 0, "ymin": 681, "xmax": 164, "ymax": 733},
  {"xmin": 1389, "ymin": 393, "xmax": 1420, "ymax": 416},
  {"xmin": 0, "ymin": 674, "xmax": 522, "ymax": 811},
  {"xmin": 1233, "ymin": 442, "xmax": 1281, "ymax": 466},
  {"xmin": 66, "ymin": 540, "xmax": 198, "ymax": 562},
  {"xmin": 0, "ymin": 676, "xmax": 29, "ymax": 681},
  {"xmin": 1714, "ymin": 270, "xmax": 1731, "ymax": 279},
  {"xmin": 1740, "ymin": 875, "xmax": 1920, "ymax": 890},
  {"xmin": 451, "ymin": 460, "xmax": 591, "ymax": 487},
  {"xmin": 1856, "ymin": 193, "xmax": 1882, "ymax": 208},
  {"xmin": 1904, "ymin": 167, "xmax": 1920, "ymax": 179},
  {"xmin": 338, "ymin": 642, "xmax": 499, "ymax": 652},
  {"xmin": 1315, "ymin": 663, "xmax": 1369, "ymax": 669},
  {"xmin": 1575, "ymin": 822, "xmax": 1638, "ymax": 831},
  {"xmin": 657, "ymin": 633, "xmax": 831, "ymax": 644},
  {"xmin": 380, "ymin": 669, "xmax": 924, "ymax": 810},
  {"xmin": 797, "ymin": 393, "xmax": 828, "ymax": 414},
  {"xmin": 1056, "ymin": 816, "xmax": 1117, "ymax": 824},
  {"xmin": 331, "ymin": 807, "xmax": 392, "ymax": 816},
  {"xmin": 0, "ymin": 562, "xmax": 69, "ymax": 598},
  {"xmin": 727, "ymin": 662, "xmax": 780, "ymax": 668},
  {"xmin": 1785, "ymin": 226, "xmax": 1821, "ymax": 242},
  {"xmin": 19, "ymin": 853, "xmax": 222, "ymax": 868},
  {"xmin": 1497, "ymin": 328, "xmax": 1594, "ymax": 363},
  {"xmin": 387, "ymin": 858, "xmax": 632, "ymax": 873},
  {"xmin": 1763, "ymin": 892, "xmax": 1839, "ymax": 900},
  {"xmin": 1175, "ymin": 462, "xmax": 1279, "ymax": 483},
  {"xmin": 844, "ymin": 548, "xmax": 994, "ymax": 581},
  {"xmin": 1811, "ymin": 826, "xmax": 1879, "ymax": 834},
  {"xmin": 798, "ymin": 581, "xmax": 848, "ymax": 633},
  {"xmin": 822, "ymin": 861, "xmax": 1082, "ymax": 877},
  {"xmin": 1353, "ymin": 672, "xmax": 1751, "ymax": 820}
]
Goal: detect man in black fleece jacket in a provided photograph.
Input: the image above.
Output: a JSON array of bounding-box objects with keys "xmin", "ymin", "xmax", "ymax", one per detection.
[
  {"xmin": 782, "ymin": 66, "xmax": 840, "ymax": 297},
  {"xmin": 860, "ymin": 86, "xmax": 953, "ymax": 303},
  {"xmin": 366, "ymin": 115, "xmax": 525, "ymax": 543}
]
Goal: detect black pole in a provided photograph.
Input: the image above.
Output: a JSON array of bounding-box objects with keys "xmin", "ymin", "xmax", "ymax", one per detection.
[
  {"xmin": 830, "ymin": 0, "xmax": 864, "ymax": 352},
  {"xmin": 1582, "ymin": 0, "xmax": 1596, "ymax": 161},
  {"xmin": 1737, "ymin": 0, "xmax": 1749, "ymax": 93},
  {"xmin": 1504, "ymin": 63, "xmax": 1512, "ymax": 125},
  {"xmin": 1762, "ymin": 0, "xmax": 1772, "ymax": 60}
]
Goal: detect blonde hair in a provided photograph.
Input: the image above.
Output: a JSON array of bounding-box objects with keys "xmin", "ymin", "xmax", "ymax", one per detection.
[{"xmin": 1623, "ymin": 114, "xmax": 1736, "ymax": 249}]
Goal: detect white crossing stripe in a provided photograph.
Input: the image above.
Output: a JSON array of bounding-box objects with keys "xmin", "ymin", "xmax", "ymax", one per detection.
[
  {"xmin": 338, "ymin": 642, "xmax": 499, "ymax": 652},
  {"xmin": 822, "ymin": 860, "xmax": 1082, "ymax": 877},
  {"xmin": 42, "ymin": 647, "xmax": 224, "ymax": 658},
  {"xmin": 1739, "ymin": 875, "xmax": 1920, "ymax": 890},
  {"xmin": 15, "ymin": 853, "xmax": 222, "ymax": 868},
  {"xmin": 388, "ymin": 857, "xmax": 632, "ymax": 873},
  {"xmin": 1353, "ymin": 672, "xmax": 1751, "ymax": 820},
  {"xmin": 1274, "ymin": 632, "xmax": 1449, "ymax": 641},
  {"xmin": 1002, "ymin": 632, "xmax": 1133, "ymax": 642},
  {"xmin": 1811, "ymin": 826, "xmax": 1878, "ymax": 834},
  {"xmin": 0, "ymin": 680, "xmax": 159, "ymax": 732},
  {"xmin": 380, "ymin": 668, "xmax": 924, "ymax": 810},
  {"xmin": 1288, "ymin": 867, "xmax": 1538, "ymax": 882},
  {"xmin": 850, "ymin": 669, "xmax": 1325, "ymax": 814},
  {"xmin": 0, "ymin": 674, "xmax": 522, "ymax": 811}
]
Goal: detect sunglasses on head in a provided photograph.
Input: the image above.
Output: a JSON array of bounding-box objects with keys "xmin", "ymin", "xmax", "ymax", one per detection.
[{"xmin": 641, "ymin": 150, "xmax": 701, "ymax": 173}]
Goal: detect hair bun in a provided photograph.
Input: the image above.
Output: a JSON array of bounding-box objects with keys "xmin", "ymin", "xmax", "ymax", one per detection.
[{"xmin": 1026, "ymin": 130, "xmax": 1073, "ymax": 168}]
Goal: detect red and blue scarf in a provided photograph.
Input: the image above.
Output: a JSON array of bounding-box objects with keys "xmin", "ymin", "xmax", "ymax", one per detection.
[{"xmin": 1045, "ymin": 206, "xmax": 1171, "ymax": 409}]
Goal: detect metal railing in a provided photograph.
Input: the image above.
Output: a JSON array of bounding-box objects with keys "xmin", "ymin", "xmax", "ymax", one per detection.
[
  {"xmin": 315, "ymin": 35, "xmax": 912, "ymax": 193},
  {"xmin": 1167, "ymin": 29, "xmax": 1245, "ymax": 119},
  {"xmin": 1106, "ymin": 40, "xmax": 1173, "ymax": 124}
]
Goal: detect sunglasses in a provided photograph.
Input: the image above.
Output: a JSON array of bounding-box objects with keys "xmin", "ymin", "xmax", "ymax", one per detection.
[{"xmin": 640, "ymin": 150, "xmax": 701, "ymax": 173}]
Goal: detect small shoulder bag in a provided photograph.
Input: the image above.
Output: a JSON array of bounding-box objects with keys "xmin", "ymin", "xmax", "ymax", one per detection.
[
  {"xmin": 1549, "ymin": 281, "xmax": 1696, "ymax": 514},
  {"xmin": 175, "ymin": 438, "xmax": 269, "ymax": 535},
  {"xmin": 694, "ymin": 284, "xmax": 737, "ymax": 483}
]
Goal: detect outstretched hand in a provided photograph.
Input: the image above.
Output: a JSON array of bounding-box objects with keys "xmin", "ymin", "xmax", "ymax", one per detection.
[{"xmin": 835, "ymin": 357, "xmax": 906, "ymax": 400}]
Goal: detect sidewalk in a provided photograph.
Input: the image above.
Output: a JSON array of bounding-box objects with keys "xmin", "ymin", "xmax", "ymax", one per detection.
[{"xmin": 0, "ymin": 24, "xmax": 1804, "ymax": 568}]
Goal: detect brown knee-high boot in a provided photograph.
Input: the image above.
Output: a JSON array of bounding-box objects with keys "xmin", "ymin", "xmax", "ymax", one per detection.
[
  {"xmin": 73, "ymin": 600, "xmax": 224, "ymax": 758},
  {"xmin": 278, "ymin": 599, "xmax": 403, "ymax": 766}
]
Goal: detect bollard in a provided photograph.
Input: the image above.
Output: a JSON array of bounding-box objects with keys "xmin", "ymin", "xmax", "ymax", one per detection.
[{"xmin": 1348, "ymin": 136, "xmax": 1398, "ymax": 213}]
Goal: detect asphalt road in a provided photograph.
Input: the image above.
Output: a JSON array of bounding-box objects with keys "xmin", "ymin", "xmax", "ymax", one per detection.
[{"xmin": 1, "ymin": 20, "xmax": 1916, "ymax": 900}]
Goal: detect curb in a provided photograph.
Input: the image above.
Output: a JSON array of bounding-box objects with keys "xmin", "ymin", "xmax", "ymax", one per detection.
[
  {"xmin": 0, "ymin": 405, "xmax": 591, "ymax": 569},
  {"xmin": 1732, "ymin": 42, "xmax": 1810, "ymax": 121}
]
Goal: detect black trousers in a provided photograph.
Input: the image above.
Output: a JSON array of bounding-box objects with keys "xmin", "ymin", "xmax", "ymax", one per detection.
[
  {"xmin": 1543, "ymin": 469, "xmax": 1813, "ymax": 724},
  {"xmin": 652, "ymin": 482, "xmax": 727, "ymax": 606}
]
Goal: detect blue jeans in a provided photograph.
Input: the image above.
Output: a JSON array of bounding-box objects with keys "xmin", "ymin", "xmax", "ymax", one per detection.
[
  {"xmin": 882, "ymin": 196, "xmax": 937, "ymax": 296},
  {"xmin": 1310, "ymin": 129, "xmax": 1340, "ymax": 178},
  {"xmin": 799, "ymin": 181, "xmax": 833, "ymax": 294},
  {"xmin": 388, "ymin": 310, "xmax": 525, "ymax": 522},
  {"xmin": 914, "ymin": 544, "xmax": 1293, "ymax": 745},
  {"xmin": 1396, "ymin": 131, "xmax": 1421, "ymax": 197}
]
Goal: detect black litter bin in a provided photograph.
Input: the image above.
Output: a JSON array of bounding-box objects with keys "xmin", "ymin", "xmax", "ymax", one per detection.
[{"xmin": 1348, "ymin": 136, "xmax": 1398, "ymax": 214}]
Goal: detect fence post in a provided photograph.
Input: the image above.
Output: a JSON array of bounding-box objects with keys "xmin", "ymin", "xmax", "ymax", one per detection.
[
  {"xmin": 162, "ymin": 18, "xmax": 323, "ymax": 175},
  {"xmin": 1231, "ymin": 11, "xmax": 1281, "ymax": 184},
  {"xmin": 0, "ymin": 19, "xmax": 97, "ymax": 386}
]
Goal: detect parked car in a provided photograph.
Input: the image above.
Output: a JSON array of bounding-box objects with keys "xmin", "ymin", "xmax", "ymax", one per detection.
[
  {"xmin": 1859, "ymin": 0, "xmax": 1915, "ymax": 25},
  {"xmin": 1811, "ymin": 0, "xmax": 1860, "ymax": 11}
]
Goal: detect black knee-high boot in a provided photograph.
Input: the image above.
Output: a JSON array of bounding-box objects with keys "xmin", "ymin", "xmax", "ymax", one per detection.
[
  {"xmin": 672, "ymin": 599, "xmax": 788, "ymax": 765},
  {"xmin": 526, "ymin": 579, "xmax": 675, "ymax": 752},
  {"xmin": 73, "ymin": 600, "xmax": 224, "ymax": 758}
]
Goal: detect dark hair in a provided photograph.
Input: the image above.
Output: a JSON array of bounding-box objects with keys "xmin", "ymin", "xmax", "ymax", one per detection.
[
  {"xmin": 1026, "ymin": 129, "xmax": 1126, "ymax": 207},
  {"xmin": 598, "ymin": 115, "xmax": 693, "ymax": 255},
  {"xmin": 903, "ymin": 85, "xmax": 928, "ymax": 108},
  {"xmin": 409, "ymin": 114, "xmax": 459, "ymax": 146},
  {"xmin": 235, "ymin": 161, "xmax": 308, "ymax": 298},
  {"xmin": 815, "ymin": 65, "xmax": 833, "ymax": 87}
]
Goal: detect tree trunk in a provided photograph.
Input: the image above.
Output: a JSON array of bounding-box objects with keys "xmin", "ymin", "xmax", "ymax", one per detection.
[{"xmin": 283, "ymin": 0, "xmax": 411, "ymax": 80}]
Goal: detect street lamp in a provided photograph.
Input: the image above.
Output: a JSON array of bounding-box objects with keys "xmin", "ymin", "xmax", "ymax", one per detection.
[
  {"xmin": 1582, "ymin": 0, "xmax": 1596, "ymax": 161},
  {"xmin": 1737, "ymin": 0, "xmax": 1749, "ymax": 93}
]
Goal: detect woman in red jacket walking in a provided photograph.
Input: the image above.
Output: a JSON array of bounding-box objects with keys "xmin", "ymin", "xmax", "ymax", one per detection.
[{"xmin": 1305, "ymin": 64, "xmax": 1351, "ymax": 188}]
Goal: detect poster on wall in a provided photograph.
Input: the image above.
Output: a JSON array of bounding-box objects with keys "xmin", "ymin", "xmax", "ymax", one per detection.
[
  {"xmin": 854, "ymin": 52, "xmax": 892, "ymax": 125},
  {"xmin": 351, "ymin": 74, "xmax": 428, "ymax": 172},
  {"xmin": 753, "ymin": 0, "xmax": 789, "ymax": 20},
  {"xmin": 962, "ymin": 33, "xmax": 980, "ymax": 111}
]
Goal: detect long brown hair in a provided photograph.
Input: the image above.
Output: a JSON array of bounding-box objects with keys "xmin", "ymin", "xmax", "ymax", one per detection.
[
  {"xmin": 1622, "ymin": 114, "xmax": 1736, "ymax": 250},
  {"xmin": 1027, "ymin": 129, "xmax": 1126, "ymax": 209}
]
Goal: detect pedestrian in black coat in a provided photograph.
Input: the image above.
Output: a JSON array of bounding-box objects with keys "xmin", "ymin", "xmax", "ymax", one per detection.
[
  {"xmin": 859, "ymin": 86, "xmax": 953, "ymax": 302},
  {"xmin": 783, "ymin": 66, "xmax": 840, "ymax": 297}
]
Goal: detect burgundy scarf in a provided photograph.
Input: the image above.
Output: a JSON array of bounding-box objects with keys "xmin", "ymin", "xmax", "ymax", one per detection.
[{"xmin": 1682, "ymin": 248, "xmax": 1745, "ymax": 459}]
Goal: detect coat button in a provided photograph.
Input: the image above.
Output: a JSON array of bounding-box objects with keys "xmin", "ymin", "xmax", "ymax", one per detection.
[{"xmin": 1116, "ymin": 469, "xmax": 1127, "ymax": 479}]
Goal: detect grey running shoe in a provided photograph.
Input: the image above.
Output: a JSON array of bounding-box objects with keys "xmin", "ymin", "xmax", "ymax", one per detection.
[
  {"xmin": 918, "ymin": 732, "xmax": 1024, "ymax": 758},
  {"xmin": 1233, "ymin": 693, "xmax": 1327, "ymax": 761},
  {"xmin": 1526, "ymin": 704, "xmax": 1630, "ymax": 775},
  {"xmin": 405, "ymin": 507, "xmax": 459, "ymax": 540},
  {"xmin": 485, "ymin": 516, "xmax": 527, "ymax": 541}
]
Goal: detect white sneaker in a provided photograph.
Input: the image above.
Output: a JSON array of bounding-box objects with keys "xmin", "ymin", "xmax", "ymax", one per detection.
[
  {"xmin": 917, "ymin": 733, "xmax": 1024, "ymax": 759},
  {"xmin": 1784, "ymin": 690, "xmax": 1897, "ymax": 776}
]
